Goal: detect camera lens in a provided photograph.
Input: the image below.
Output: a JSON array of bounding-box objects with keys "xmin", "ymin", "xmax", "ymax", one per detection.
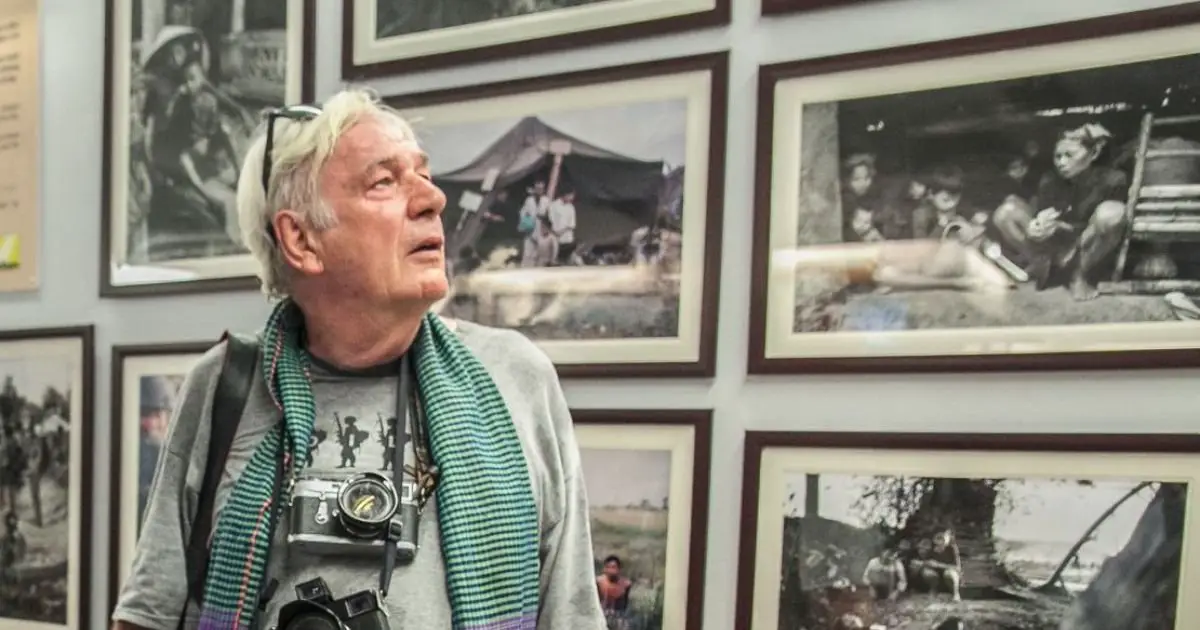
[
  {"xmin": 336, "ymin": 472, "xmax": 399, "ymax": 537},
  {"xmin": 281, "ymin": 611, "xmax": 347, "ymax": 630}
]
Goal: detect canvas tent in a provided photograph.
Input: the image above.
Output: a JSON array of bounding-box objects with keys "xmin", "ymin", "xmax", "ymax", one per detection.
[{"xmin": 435, "ymin": 116, "xmax": 668, "ymax": 259}]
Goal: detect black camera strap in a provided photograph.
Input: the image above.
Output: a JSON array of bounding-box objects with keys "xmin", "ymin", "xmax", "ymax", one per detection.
[{"xmin": 379, "ymin": 355, "xmax": 412, "ymax": 597}]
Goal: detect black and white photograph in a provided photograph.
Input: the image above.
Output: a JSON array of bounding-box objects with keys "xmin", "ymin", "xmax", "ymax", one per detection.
[
  {"xmin": 0, "ymin": 328, "xmax": 92, "ymax": 630},
  {"xmin": 752, "ymin": 15, "xmax": 1200, "ymax": 372},
  {"xmin": 396, "ymin": 55, "xmax": 726, "ymax": 377},
  {"xmin": 102, "ymin": 0, "xmax": 314, "ymax": 296},
  {"xmin": 108, "ymin": 344, "xmax": 206, "ymax": 609},
  {"xmin": 574, "ymin": 411, "xmax": 711, "ymax": 630},
  {"xmin": 374, "ymin": 0, "xmax": 615, "ymax": 38},
  {"xmin": 777, "ymin": 473, "xmax": 1182, "ymax": 630},
  {"xmin": 344, "ymin": 0, "xmax": 728, "ymax": 77},
  {"xmin": 736, "ymin": 433, "xmax": 1200, "ymax": 630}
]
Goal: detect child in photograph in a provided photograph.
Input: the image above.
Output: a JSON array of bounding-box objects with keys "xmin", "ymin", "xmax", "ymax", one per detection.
[
  {"xmin": 532, "ymin": 215, "xmax": 559, "ymax": 267},
  {"xmin": 841, "ymin": 153, "xmax": 883, "ymax": 242},
  {"xmin": 911, "ymin": 165, "xmax": 990, "ymax": 241},
  {"xmin": 596, "ymin": 555, "xmax": 633, "ymax": 630},
  {"xmin": 861, "ymin": 547, "xmax": 908, "ymax": 600}
]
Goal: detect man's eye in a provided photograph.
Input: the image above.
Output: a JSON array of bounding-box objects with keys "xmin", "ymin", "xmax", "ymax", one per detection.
[{"xmin": 372, "ymin": 177, "xmax": 395, "ymax": 189}]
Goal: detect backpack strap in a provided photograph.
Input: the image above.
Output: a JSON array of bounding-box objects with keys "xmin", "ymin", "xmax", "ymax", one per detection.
[{"xmin": 181, "ymin": 331, "xmax": 259, "ymax": 623}]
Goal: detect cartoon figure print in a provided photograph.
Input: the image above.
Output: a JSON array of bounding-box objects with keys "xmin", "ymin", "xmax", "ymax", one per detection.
[
  {"xmin": 375, "ymin": 414, "xmax": 413, "ymax": 470},
  {"xmin": 333, "ymin": 413, "xmax": 370, "ymax": 468}
]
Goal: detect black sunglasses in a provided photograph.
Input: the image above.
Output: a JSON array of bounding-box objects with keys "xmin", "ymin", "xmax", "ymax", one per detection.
[{"xmin": 261, "ymin": 104, "xmax": 321, "ymax": 242}]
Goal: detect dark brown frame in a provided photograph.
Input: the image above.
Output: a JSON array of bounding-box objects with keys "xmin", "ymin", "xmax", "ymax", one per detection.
[
  {"xmin": 573, "ymin": 409, "xmax": 712, "ymax": 630},
  {"xmin": 734, "ymin": 430, "xmax": 1200, "ymax": 630},
  {"xmin": 342, "ymin": 0, "xmax": 730, "ymax": 80},
  {"xmin": 99, "ymin": 1, "xmax": 318, "ymax": 298},
  {"xmin": 0, "ymin": 325, "xmax": 95, "ymax": 630},
  {"xmin": 749, "ymin": 3, "xmax": 1200, "ymax": 374},
  {"xmin": 386, "ymin": 52, "xmax": 728, "ymax": 379},
  {"xmin": 106, "ymin": 341, "xmax": 214, "ymax": 617},
  {"xmin": 761, "ymin": 0, "xmax": 869, "ymax": 16}
]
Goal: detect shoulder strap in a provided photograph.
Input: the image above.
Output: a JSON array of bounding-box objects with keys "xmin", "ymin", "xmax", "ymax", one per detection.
[{"xmin": 182, "ymin": 331, "xmax": 259, "ymax": 613}]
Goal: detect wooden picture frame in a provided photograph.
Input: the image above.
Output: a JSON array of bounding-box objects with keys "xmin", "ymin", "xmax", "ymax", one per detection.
[
  {"xmin": 761, "ymin": 0, "xmax": 868, "ymax": 16},
  {"xmin": 106, "ymin": 341, "xmax": 212, "ymax": 616},
  {"xmin": 749, "ymin": 3, "xmax": 1200, "ymax": 374},
  {"xmin": 573, "ymin": 409, "xmax": 711, "ymax": 630},
  {"xmin": 100, "ymin": 0, "xmax": 317, "ymax": 298},
  {"xmin": 343, "ymin": 0, "xmax": 731, "ymax": 79},
  {"xmin": 390, "ymin": 53, "xmax": 728, "ymax": 378},
  {"xmin": 0, "ymin": 326, "xmax": 94, "ymax": 630},
  {"xmin": 736, "ymin": 430, "xmax": 1200, "ymax": 630}
]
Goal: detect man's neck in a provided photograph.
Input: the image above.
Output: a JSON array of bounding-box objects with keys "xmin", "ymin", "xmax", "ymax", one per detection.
[{"xmin": 299, "ymin": 301, "xmax": 425, "ymax": 370}]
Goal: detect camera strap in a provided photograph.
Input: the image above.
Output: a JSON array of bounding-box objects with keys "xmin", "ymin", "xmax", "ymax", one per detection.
[{"xmin": 379, "ymin": 354, "xmax": 412, "ymax": 597}]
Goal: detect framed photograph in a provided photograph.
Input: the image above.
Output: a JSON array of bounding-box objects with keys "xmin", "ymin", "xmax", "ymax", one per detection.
[
  {"xmin": 107, "ymin": 342, "xmax": 210, "ymax": 614},
  {"xmin": 573, "ymin": 409, "xmax": 710, "ymax": 630},
  {"xmin": 100, "ymin": 0, "xmax": 317, "ymax": 298},
  {"xmin": 749, "ymin": 4, "xmax": 1200, "ymax": 373},
  {"xmin": 761, "ymin": 0, "xmax": 868, "ymax": 16},
  {"xmin": 0, "ymin": 326, "xmax": 94, "ymax": 630},
  {"xmin": 393, "ymin": 53, "xmax": 727, "ymax": 378},
  {"xmin": 342, "ymin": 0, "xmax": 730, "ymax": 79},
  {"xmin": 735, "ymin": 431, "xmax": 1200, "ymax": 630}
]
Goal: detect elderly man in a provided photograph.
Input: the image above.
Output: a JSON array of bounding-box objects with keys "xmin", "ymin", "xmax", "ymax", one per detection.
[{"xmin": 111, "ymin": 89, "xmax": 606, "ymax": 630}]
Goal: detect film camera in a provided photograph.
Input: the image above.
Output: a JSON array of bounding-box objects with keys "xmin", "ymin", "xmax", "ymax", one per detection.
[
  {"xmin": 287, "ymin": 471, "xmax": 419, "ymax": 562},
  {"xmin": 273, "ymin": 578, "xmax": 389, "ymax": 630}
]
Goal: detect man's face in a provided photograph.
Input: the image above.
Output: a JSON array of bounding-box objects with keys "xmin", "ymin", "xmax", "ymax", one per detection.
[
  {"xmin": 532, "ymin": 182, "xmax": 545, "ymax": 196},
  {"xmin": 603, "ymin": 560, "xmax": 621, "ymax": 579},
  {"xmin": 310, "ymin": 116, "xmax": 448, "ymax": 306}
]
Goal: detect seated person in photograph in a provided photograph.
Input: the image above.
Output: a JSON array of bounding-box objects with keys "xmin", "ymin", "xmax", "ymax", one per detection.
[
  {"xmin": 596, "ymin": 555, "xmax": 633, "ymax": 630},
  {"xmin": 549, "ymin": 190, "xmax": 578, "ymax": 265},
  {"xmin": 177, "ymin": 91, "xmax": 241, "ymax": 247},
  {"xmin": 0, "ymin": 511, "xmax": 27, "ymax": 586},
  {"xmin": 912, "ymin": 530, "xmax": 963, "ymax": 602},
  {"xmin": 109, "ymin": 89, "xmax": 606, "ymax": 630},
  {"xmin": 992, "ymin": 123, "xmax": 1129, "ymax": 300},
  {"xmin": 861, "ymin": 547, "xmax": 908, "ymax": 600}
]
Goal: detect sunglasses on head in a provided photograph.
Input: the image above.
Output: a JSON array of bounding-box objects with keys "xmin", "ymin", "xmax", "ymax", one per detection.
[{"xmin": 261, "ymin": 104, "xmax": 322, "ymax": 242}]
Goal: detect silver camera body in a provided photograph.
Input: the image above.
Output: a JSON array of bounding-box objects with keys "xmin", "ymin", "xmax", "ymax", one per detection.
[{"xmin": 287, "ymin": 472, "xmax": 419, "ymax": 562}]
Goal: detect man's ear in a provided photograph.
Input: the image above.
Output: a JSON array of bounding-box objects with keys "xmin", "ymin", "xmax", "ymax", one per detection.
[{"xmin": 272, "ymin": 209, "xmax": 325, "ymax": 277}]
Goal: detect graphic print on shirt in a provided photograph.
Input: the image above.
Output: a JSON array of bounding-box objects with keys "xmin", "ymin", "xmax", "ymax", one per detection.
[
  {"xmin": 332, "ymin": 413, "xmax": 371, "ymax": 468},
  {"xmin": 301, "ymin": 378, "xmax": 428, "ymax": 479}
]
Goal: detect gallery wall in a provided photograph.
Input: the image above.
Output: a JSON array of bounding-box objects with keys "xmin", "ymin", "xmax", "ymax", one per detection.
[{"xmin": 3, "ymin": 0, "xmax": 1199, "ymax": 628}]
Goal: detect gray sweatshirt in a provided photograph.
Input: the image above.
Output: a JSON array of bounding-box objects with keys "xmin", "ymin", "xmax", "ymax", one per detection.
[{"xmin": 111, "ymin": 319, "xmax": 606, "ymax": 629}]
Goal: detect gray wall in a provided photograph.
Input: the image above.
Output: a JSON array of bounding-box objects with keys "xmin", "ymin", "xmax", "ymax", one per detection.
[{"xmin": 3, "ymin": 0, "xmax": 1198, "ymax": 628}]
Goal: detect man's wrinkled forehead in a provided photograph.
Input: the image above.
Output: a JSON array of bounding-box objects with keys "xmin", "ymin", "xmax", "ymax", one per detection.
[{"xmin": 330, "ymin": 116, "xmax": 426, "ymax": 172}]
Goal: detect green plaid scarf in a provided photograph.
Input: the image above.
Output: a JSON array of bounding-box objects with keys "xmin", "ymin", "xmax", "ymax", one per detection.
[{"xmin": 198, "ymin": 301, "xmax": 541, "ymax": 629}]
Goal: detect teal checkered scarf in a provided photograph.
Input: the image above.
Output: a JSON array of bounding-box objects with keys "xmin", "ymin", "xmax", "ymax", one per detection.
[{"xmin": 198, "ymin": 301, "xmax": 541, "ymax": 629}]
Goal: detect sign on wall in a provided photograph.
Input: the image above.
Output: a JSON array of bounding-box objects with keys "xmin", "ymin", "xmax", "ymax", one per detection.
[{"xmin": 0, "ymin": 0, "xmax": 39, "ymax": 293}]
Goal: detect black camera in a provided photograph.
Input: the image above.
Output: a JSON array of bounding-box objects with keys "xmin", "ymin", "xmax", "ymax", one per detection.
[
  {"xmin": 273, "ymin": 578, "xmax": 389, "ymax": 630},
  {"xmin": 287, "ymin": 472, "xmax": 419, "ymax": 561}
]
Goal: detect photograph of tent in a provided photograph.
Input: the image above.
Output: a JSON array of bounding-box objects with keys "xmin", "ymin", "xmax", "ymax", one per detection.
[{"xmin": 393, "ymin": 54, "xmax": 726, "ymax": 376}]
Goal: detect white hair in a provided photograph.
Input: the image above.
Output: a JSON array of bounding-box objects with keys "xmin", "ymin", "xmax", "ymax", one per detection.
[{"xmin": 236, "ymin": 88, "xmax": 420, "ymax": 299}]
